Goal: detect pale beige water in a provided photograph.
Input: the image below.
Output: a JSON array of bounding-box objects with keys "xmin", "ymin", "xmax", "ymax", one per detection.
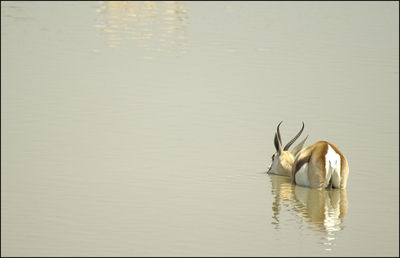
[{"xmin": 1, "ymin": 1, "xmax": 398, "ymax": 256}]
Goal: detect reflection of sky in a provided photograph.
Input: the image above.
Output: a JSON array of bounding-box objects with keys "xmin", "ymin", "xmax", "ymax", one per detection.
[
  {"xmin": 95, "ymin": 1, "xmax": 188, "ymax": 58},
  {"xmin": 269, "ymin": 175, "xmax": 348, "ymax": 252}
]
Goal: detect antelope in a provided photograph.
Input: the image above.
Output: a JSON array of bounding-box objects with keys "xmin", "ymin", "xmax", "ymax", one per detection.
[{"xmin": 267, "ymin": 121, "xmax": 349, "ymax": 189}]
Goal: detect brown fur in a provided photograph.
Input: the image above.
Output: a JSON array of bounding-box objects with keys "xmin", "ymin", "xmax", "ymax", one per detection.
[
  {"xmin": 292, "ymin": 141, "xmax": 349, "ymax": 189},
  {"xmin": 294, "ymin": 156, "xmax": 310, "ymax": 177},
  {"xmin": 277, "ymin": 151, "xmax": 295, "ymax": 176}
]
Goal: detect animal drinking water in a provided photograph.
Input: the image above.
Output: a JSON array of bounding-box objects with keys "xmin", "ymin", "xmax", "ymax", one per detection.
[{"xmin": 267, "ymin": 122, "xmax": 349, "ymax": 189}]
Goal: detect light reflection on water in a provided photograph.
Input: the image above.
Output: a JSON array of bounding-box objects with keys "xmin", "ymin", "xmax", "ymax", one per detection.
[
  {"xmin": 1, "ymin": 1, "xmax": 398, "ymax": 256},
  {"xmin": 269, "ymin": 174, "xmax": 348, "ymax": 252},
  {"xmin": 95, "ymin": 1, "xmax": 188, "ymax": 57}
]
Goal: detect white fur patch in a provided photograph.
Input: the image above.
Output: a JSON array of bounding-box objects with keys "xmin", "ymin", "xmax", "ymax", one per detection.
[
  {"xmin": 295, "ymin": 162, "xmax": 310, "ymax": 187},
  {"xmin": 324, "ymin": 145, "xmax": 341, "ymax": 188}
]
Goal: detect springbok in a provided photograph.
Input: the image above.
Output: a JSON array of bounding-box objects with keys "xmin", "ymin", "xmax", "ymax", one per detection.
[{"xmin": 267, "ymin": 121, "xmax": 349, "ymax": 189}]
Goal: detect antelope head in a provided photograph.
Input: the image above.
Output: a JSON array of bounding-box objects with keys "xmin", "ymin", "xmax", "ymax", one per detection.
[{"xmin": 267, "ymin": 121, "xmax": 308, "ymax": 176}]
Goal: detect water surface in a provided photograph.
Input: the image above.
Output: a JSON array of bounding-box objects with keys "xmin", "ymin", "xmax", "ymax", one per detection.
[{"xmin": 1, "ymin": 1, "xmax": 398, "ymax": 256}]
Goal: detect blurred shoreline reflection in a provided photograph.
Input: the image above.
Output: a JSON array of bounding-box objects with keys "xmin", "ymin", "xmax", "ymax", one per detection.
[{"xmin": 96, "ymin": 1, "xmax": 189, "ymax": 58}]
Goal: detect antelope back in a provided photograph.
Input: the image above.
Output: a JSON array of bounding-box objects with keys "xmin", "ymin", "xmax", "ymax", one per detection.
[{"xmin": 293, "ymin": 141, "xmax": 349, "ymax": 189}]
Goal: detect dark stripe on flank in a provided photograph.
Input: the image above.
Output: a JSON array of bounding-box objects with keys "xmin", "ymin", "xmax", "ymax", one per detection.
[{"xmin": 295, "ymin": 156, "xmax": 310, "ymax": 173}]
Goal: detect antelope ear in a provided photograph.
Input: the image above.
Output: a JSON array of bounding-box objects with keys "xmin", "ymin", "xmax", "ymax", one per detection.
[
  {"xmin": 290, "ymin": 135, "xmax": 308, "ymax": 156},
  {"xmin": 274, "ymin": 132, "xmax": 283, "ymax": 154}
]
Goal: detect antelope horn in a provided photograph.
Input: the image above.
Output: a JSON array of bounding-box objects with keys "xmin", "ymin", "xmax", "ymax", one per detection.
[
  {"xmin": 274, "ymin": 121, "xmax": 283, "ymax": 152},
  {"xmin": 274, "ymin": 133, "xmax": 282, "ymax": 152},
  {"xmin": 276, "ymin": 121, "xmax": 283, "ymax": 146},
  {"xmin": 283, "ymin": 121, "xmax": 304, "ymax": 151}
]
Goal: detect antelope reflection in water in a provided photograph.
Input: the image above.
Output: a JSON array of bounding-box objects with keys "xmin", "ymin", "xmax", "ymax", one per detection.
[
  {"xmin": 269, "ymin": 174, "xmax": 348, "ymax": 251},
  {"xmin": 95, "ymin": 1, "xmax": 188, "ymax": 57}
]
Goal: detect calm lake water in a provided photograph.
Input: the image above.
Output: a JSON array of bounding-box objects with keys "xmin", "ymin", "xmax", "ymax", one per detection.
[{"xmin": 1, "ymin": 1, "xmax": 399, "ymax": 256}]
